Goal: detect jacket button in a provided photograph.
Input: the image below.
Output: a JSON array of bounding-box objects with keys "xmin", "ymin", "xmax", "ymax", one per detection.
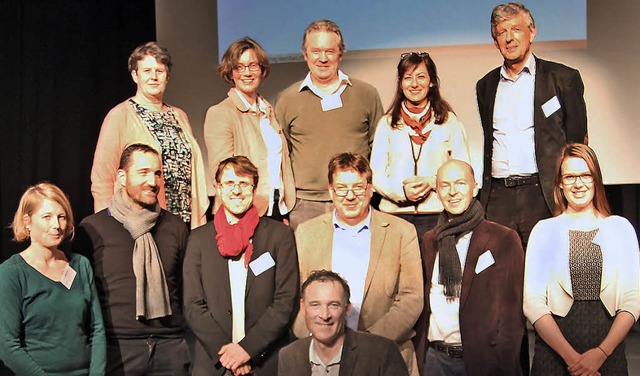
[{"xmin": 227, "ymin": 310, "xmax": 232, "ymax": 315}]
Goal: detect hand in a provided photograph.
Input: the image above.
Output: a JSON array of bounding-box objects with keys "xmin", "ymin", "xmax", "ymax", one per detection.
[
  {"xmin": 567, "ymin": 348, "xmax": 606, "ymax": 376},
  {"xmin": 218, "ymin": 343, "xmax": 251, "ymax": 374},
  {"xmin": 234, "ymin": 363, "xmax": 252, "ymax": 375},
  {"xmin": 402, "ymin": 176, "xmax": 433, "ymax": 202}
]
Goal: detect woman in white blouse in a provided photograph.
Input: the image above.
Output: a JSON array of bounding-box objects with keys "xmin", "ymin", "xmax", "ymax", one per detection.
[
  {"xmin": 204, "ymin": 37, "xmax": 295, "ymax": 222},
  {"xmin": 524, "ymin": 143, "xmax": 639, "ymax": 376},
  {"xmin": 370, "ymin": 52, "xmax": 470, "ymax": 240}
]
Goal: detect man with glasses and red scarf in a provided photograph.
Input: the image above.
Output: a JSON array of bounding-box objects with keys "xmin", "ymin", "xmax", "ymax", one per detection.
[
  {"xmin": 293, "ymin": 152, "xmax": 423, "ymax": 376},
  {"xmin": 183, "ymin": 156, "xmax": 298, "ymax": 376}
]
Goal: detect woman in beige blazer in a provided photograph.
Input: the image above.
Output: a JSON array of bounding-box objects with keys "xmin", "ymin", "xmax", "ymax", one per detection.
[{"xmin": 204, "ymin": 37, "xmax": 295, "ymax": 221}]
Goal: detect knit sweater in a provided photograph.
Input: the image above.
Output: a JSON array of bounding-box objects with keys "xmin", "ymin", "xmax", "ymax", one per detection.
[{"xmin": 275, "ymin": 78, "xmax": 383, "ymax": 201}]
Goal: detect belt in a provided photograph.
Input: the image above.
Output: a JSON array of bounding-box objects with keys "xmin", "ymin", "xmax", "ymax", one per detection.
[
  {"xmin": 429, "ymin": 341, "xmax": 463, "ymax": 358},
  {"xmin": 492, "ymin": 174, "xmax": 539, "ymax": 188}
]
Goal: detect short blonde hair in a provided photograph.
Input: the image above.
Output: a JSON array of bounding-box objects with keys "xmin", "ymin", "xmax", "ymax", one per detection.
[{"xmin": 12, "ymin": 182, "xmax": 75, "ymax": 242}]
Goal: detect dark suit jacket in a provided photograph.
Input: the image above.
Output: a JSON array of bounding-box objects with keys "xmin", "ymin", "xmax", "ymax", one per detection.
[
  {"xmin": 278, "ymin": 328, "xmax": 409, "ymax": 376},
  {"xmin": 414, "ymin": 220, "xmax": 525, "ymax": 376},
  {"xmin": 476, "ymin": 56, "xmax": 587, "ymax": 212},
  {"xmin": 183, "ymin": 217, "xmax": 299, "ymax": 376}
]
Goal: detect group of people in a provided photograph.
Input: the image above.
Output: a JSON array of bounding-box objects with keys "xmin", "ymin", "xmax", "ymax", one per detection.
[{"xmin": 0, "ymin": 2, "xmax": 638, "ymax": 376}]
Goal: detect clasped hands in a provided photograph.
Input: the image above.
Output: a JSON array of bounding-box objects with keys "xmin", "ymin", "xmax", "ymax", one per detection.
[
  {"xmin": 566, "ymin": 347, "xmax": 607, "ymax": 376},
  {"xmin": 402, "ymin": 176, "xmax": 435, "ymax": 202},
  {"xmin": 219, "ymin": 343, "xmax": 252, "ymax": 375}
]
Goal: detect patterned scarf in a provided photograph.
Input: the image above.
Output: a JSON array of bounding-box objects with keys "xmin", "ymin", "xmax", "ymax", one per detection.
[
  {"xmin": 214, "ymin": 205, "xmax": 260, "ymax": 267},
  {"xmin": 108, "ymin": 189, "xmax": 172, "ymax": 320},
  {"xmin": 401, "ymin": 101, "xmax": 433, "ymax": 144},
  {"xmin": 434, "ymin": 199, "xmax": 484, "ymax": 301}
]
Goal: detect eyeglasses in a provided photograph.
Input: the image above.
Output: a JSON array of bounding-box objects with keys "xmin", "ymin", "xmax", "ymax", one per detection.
[
  {"xmin": 232, "ymin": 62, "xmax": 261, "ymax": 72},
  {"xmin": 561, "ymin": 174, "xmax": 594, "ymax": 185},
  {"xmin": 332, "ymin": 185, "xmax": 368, "ymax": 197},
  {"xmin": 220, "ymin": 181, "xmax": 254, "ymax": 191},
  {"xmin": 400, "ymin": 51, "xmax": 430, "ymax": 59}
]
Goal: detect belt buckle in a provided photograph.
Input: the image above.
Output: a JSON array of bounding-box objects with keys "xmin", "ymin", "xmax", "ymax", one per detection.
[{"xmin": 504, "ymin": 176, "xmax": 518, "ymax": 188}]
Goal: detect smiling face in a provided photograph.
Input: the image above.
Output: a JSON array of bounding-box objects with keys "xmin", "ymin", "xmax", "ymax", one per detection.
[
  {"xmin": 302, "ymin": 280, "xmax": 351, "ymax": 348},
  {"xmin": 118, "ymin": 151, "xmax": 162, "ymax": 211},
  {"xmin": 401, "ymin": 62, "xmax": 431, "ymax": 107},
  {"xmin": 216, "ymin": 165, "xmax": 255, "ymax": 222},
  {"xmin": 25, "ymin": 199, "xmax": 68, "ymax": 250},
  {"xmin": 560, "ymin": 157, "xmax": 595, "ymax": 214},
  {"xmin": 329, "ymin": 169, "xmax": 372, "ymax": 226},
  {"xmin": 303, "ymin": 30, "xmax": 343, "ymax": 86},
  {"xmin": 131, "ymin": 55, "xmax": 169, "ymax": 101},
  {"xmin": 232, "ymin": 48, "xmax": 263, "ymax": 101},
  {"xmin": 493, "ymin": 12, "xmax": 536, "ymax": 71},
  {"xmin": 436, "ymin": 160, "xmax": 478, "ymax": 216}
]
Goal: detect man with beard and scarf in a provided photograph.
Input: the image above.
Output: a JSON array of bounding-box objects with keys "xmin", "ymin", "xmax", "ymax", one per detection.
[
  {"xmin": 183, "ymin": 155, "xmax": 298, "ymax": 376},
  {"xmin": 413, "ymin": 160, "xmax": 525, "ymax": 376},
  {"xmin": 74, "ymin": 143, "xmax": 190, "ymax": 375}
]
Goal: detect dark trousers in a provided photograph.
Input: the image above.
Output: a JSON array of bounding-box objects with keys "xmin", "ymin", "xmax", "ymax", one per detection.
[
  {"xmin": 486, "ymin": 178, "xmax": 550, "ymax": 376},
  {"xmin": 424, "ymin": 347, "xmax": 467, "ymax": 376},
  {"xmin": 106, "ymin": 337, "xmax": 190, "ymax": 376},
  {"xmin": 486, "ymin": 178, "xmax": 551, "ymax": 251},
  {"xmin": 395, "ymin": 213, "xmax": 439, "ymax": 245}
]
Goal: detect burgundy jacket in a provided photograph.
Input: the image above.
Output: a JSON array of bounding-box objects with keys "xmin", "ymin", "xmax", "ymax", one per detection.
[{"xmin": 414, "ymin": 219, "xmax": 525, "ymax": 376}]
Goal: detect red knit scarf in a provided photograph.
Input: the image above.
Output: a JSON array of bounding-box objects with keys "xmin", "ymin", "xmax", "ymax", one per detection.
[
  {"xmin": 401, "ymin": 102, "xmax": 433, "ymax": 145},
  {"xmin": 214, "ymin": 205, "xmax": 260, "ymax": 267}
]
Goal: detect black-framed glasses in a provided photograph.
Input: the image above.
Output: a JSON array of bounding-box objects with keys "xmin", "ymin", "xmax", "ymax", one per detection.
[
  {"xmin": 220, "ymin": 181, "xmax": 254, "ymax": 191},
  {"xmin": 400, "ymin": 51, "xmax": 430, "ymax": 59},
  {"xmin": 332, "ymin": 185, "xmax": 368, "ymax": 197},
  {"xmin": 561, "ymin": 174, "xmax": 594, "ymax": 185},
  {"xmin": 232, "ymin": 62, "xmax": 261, "ymax": 72}
]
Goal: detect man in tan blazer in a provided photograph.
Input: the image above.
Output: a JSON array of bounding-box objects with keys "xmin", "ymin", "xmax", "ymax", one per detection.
[{"xmin": 293, "ymin": 152, "xmax": 423, "ymax": 376}]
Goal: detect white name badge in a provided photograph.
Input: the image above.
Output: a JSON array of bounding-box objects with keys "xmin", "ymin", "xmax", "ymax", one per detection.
[
  {"xmin": 249, "ymin": 252, "xmax": 275, "ymax": 276},
  {"xmin": 60, "ymin": 264, "xmax": 77, "ymax": 290},
  {"xmin": 321, "ymin": 93, "xmax": 343, "ymax": 112},
  {"xmin": 542, "ymin": 96, "xmax": 561, "ymax": 118},
  {"xmin": 475, "ymin": 250, "xmax": 496, "ymax": 274}
]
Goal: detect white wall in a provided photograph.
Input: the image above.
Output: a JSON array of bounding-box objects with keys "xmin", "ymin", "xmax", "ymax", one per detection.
[{"xmin": 157, "ymin": 0, "xmax": 640, "ymax": 185}]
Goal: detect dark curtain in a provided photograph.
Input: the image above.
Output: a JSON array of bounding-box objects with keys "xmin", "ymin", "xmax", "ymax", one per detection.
[{"xmin": 0, "ymin": 1, "xmax": 156, "ymax": 262}]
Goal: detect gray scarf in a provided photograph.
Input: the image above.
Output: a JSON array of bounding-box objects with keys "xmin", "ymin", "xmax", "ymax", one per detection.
[
  {"xmin": 434, "ymin": 199, "xmax": 484, "ymax": 302},
  {"xmin": 108, "ymin": 189, "xmax": 172, "ymax": 320}
]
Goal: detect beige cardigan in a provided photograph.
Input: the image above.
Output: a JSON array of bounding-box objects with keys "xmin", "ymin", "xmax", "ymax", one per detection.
[
  {"xmin": 90, "ymin": 99, "xmax": 209, "ymax": 228},
  {"xmin": 203, "ymin": 89, "xmax": 295, "ymax": 216}
]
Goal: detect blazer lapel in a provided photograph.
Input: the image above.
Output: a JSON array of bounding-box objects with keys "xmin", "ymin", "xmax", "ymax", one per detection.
[
  {"xmin": 460, "ymin": 221, "xmax": 491, "ymax": 310},
  {"xmin": 338, "ymin": 329, "xmax": 358, "ymax": 376},
  {"xmin": 244, "ymin": 219, "xmax": 266, "ymax": 297},
  {"xmin": 363, "ymin": 211, "xmax": 387, "ymax": 299},
  {"xmin": 209, "ymin": 224, "xmax": 234, "ymax": 338}
]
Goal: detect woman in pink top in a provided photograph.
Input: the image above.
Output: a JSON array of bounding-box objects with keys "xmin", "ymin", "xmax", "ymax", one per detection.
[{"xmin": 90, "ymin": 42, "xmax": 208, "ymax": 229}]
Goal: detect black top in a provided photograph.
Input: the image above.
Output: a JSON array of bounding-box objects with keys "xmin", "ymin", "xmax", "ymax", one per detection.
[{"xmin": 74, "ymin": 208, "xmax": 188, "ymax": 339}]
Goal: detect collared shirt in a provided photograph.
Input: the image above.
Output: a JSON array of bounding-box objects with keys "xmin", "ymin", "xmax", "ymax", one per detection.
[
  {"xmin": 235, "ymin": 89, "xmax": 286, "ymax": 215},
  {"xmin": 309, "ymin": 339, "xmax": 342, "ymax": 376},
  {"xmin": 492, "ymin": 53, "xmax": 538, "ymax": 178},
  {"xmin": 298, "ymin": 70, "xmax": 352, "ymax": 99},
  {"xmin": 228, "ymin": 255, "xmax": 248, "ymax": 343},
  {"xmin": 427, "ymin": 232, "xmax": 472, "ymax": 344},
  {"xmin": 331, "ymin": 209, "xmax": 372, "ymax": 330}
]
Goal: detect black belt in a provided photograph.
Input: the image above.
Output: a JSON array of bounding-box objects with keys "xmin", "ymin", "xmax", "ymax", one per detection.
[
  {"xmin": 429, "ymin": 341, "xmax": 463, "ymax": 358},
  {"xmin": 492, "ymin": 174, "xmax": 539, "ymax": 188}
]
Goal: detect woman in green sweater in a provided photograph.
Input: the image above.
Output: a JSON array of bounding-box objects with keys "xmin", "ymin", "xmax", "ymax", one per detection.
[{"xmin": 0, "ymin": 183, "xmax": 106, "ymax": 375}]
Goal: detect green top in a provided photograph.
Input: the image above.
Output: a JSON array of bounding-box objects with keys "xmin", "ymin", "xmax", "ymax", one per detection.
[{"xmin": 0, "ymin": 252, "xmax": 106, "ymax": 376}]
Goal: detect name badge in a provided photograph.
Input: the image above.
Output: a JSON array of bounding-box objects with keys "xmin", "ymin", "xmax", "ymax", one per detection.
[
  {"xmin": 542, "ymin": 96, "xmax": 561, "ymax": 118},
  {"xmin": 249, "ymin": 252, "xmax": 275, "ymax": 276},
  {"xmin": 321, "ymin": 93, "xmax": 343, "ymax": 112},
  {"xmin": 475, "ymin": 250, "xmax": 495, "ymax": 274},
  {"xmin": 60, "ymin": 264, "xmax": 77, "ymax": 289}
]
